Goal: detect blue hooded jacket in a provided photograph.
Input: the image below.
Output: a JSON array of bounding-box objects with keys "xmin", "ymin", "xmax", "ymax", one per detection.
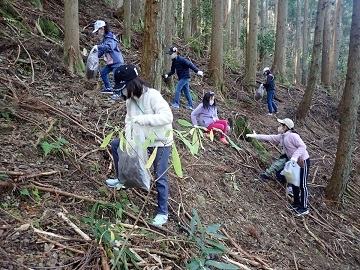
[
  {"xmin": 97, "ymin": 32, "xmax": 124, "ymax": 68},
  {"xmin": 166, "ymin": 55, "xmax": 199, "ymax": 79}
]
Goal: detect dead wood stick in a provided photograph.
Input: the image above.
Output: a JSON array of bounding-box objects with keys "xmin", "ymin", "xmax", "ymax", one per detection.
[
  {"xmin": 38, "ymin": 100, "xmax": 102, "ymax": 141},
  {"xmin": 0, "ymin": 170, "xmax": 60, "ymax": 179},
  {"xmin": 30, "ymin": 183, "xmax": 152, "ymax": 231},
  {"xmin": 35, "ymin": 20, "xmax": 61, "ymax": 46},
  {"xmin": 57, "ymin": 212, "xmax": 91, "ymax": 241},
  {"xmin": 311, "ymin": 166, "xmax": 319, "ymax": 183},
  {"xmin": 302, "ymin": 219, "xmax": 336, "ymax": 258},
  {"xmin": 221, "ymin": 228, "xmax": 270, "ymax": 267},
  {"xmin": 0, "ymin": 181, "xmax": 16, "ymax": 189},
  {"xmin": 117, "ymin": 222, "xmax": 166, "ymax": 237},
  {"xmin": 10, "ymin": 44, "xmax": 21, "ymax": 65},
  {"xmin": 17, "ymin": 39, "xmax": 34, "ymax": 83},
  {"xmin": 132, "ymin": 247, "xmax": 179, "ymax": 260},
  {"xmin": 34, "ymin": 118, "xmax": 56, "ymax": 147},
  {"xmin": 222, "ymin": 255, "xmax": 252, "ymax": 270},
  {"xmin": 33, "ymin": 227, "xmax": 71, "ymax": 240},
  {"xmin": 100, "ymin": 245, "xmax": 111, "ymax": 270},
  {"xmin": 38, "ymin": 233, "xmax": 85, "ymax": 254},
  {"xmin": 227, "ymin": 252, "xmax": 260, "ymax": 267},
  {"xmin": 293, "ymin": 252, "xmax": 298, "ymax": 270}
]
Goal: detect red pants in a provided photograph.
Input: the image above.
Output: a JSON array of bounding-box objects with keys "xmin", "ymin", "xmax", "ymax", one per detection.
[{"xmin": 206, "ymin": 120, "xmax": 228, "ymax": 138}]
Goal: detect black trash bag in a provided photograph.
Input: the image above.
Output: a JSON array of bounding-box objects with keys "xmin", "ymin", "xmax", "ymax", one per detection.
[{"xmin": 117, "ymin": 134, "xmax": 151, "ymax": 191}]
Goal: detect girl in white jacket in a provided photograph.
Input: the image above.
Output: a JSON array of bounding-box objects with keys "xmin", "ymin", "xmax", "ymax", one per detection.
[{"xmin": 106, "ymin": 65, "xmax": 173, "ymax": 227}]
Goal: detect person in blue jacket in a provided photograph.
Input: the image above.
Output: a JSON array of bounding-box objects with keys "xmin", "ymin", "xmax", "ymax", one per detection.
[
  {"xmin": 92, "ymin": 20, "xmax": 124, "ymax": 99},
  {"xmin": 164, "ymin": 46, "xmax": 203, "ymax": 110},
  {"xmin": 262, "ymin": 67, "xmax": 278, "ymax": 115}
]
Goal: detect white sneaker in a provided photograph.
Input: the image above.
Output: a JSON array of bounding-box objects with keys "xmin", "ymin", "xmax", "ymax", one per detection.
[
  {"xmin": 152, "ymin": 214, "xmax": 168, "ymax": 227},
  {"xmin": 105, "ymin": 178, "xmax": 121, "ymax": 187}
]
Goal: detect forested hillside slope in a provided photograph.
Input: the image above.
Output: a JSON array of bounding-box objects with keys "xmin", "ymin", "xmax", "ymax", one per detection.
[{"xmin": 0, "ymin": 1, "xmax": 359, "ymax": 269}]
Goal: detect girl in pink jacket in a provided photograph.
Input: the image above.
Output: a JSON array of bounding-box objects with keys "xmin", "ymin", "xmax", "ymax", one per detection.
[{"xmin": 246, "ymin": 118, "xmax": 310, "ymax": 216}]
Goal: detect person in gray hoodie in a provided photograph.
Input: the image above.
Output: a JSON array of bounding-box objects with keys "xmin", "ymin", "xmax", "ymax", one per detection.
[{"xmin": 92, "ymin": 20, "xmax": 124, "ymax": 98}]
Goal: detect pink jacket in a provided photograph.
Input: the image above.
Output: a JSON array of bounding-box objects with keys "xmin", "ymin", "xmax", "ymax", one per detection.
[{"xmin": 254, "ymin": 131, "xmax": 309, "ymax": 160}]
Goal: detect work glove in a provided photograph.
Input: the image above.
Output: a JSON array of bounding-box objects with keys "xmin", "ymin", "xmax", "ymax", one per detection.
[
  {"xmin": 197, "ymin": 70, "xmax": 203, "ymax": 76},
  {"xmin": 245, "ymin": 132, "xmax": 256, "ymax": 138},
  {"xmin": 164, "ymin": 74, "xmax": 168, "ymax": 79},
  {"xmin": 132, "ymin": 116, "xmax": 143, "ymax": 125},
  {"xmin": 290, "ymin": 157, "xmax": 298, "ymax": 166},
  {"xmin": 92, "ymin": 45, "xmax": 98, "ymax": 52}
]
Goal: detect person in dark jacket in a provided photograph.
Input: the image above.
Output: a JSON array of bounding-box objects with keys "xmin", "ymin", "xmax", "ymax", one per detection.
[
  {"xmin": 92, "ymin": 20, "xmax": 124, "ymax": 99},
  {"xmin": 262, "ymin": 67, "xmax": 278, "ymax": 115},
  {"xmin": 164, "ymin": 46, "xmax": 203, "ymax": 110}
]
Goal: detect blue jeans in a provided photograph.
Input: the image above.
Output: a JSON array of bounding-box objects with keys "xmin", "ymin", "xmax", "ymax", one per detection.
[
  {"xmin": 100, "ymin": 65, "xmax": 117, "ymax": 89},
  {"xmin": 174, "ymin": 78, "xmax": 193, "ymax": 107},
  {"xmin": 110, "ymin": 138, "xmax": 170, "ymax": 215},
  {"xmin": 266, "ymin": 89, "xmax": 278, "ymax": 113}
]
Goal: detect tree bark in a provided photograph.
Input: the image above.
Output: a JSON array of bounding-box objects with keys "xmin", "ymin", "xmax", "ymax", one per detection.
[
  {"xmin": 183, "ymin": 0, "xmax": 191, "ymax": 39},
  {"xmin": 123, "ymin": 0, "xmax": 131, "ymax": 48},
  {"xmin": 329, "ymin": 0, "xmax": 344, "ymax": 86},
  {"xmin": 208, "ymin": 0, "xmax": 224, "ymax": 90},
  {"xmin": 296, "ymin": 0, "xmax": 327, "ymax": 121},
  {"xmin": 132, "ymin": 0, "xmax": 144, "ymax": 25},
  {"xmin": 191, "ymin": 0, "xmax": 198, "ymax": 37},
  {"xmin": 321, "ymin": 0, "xmax": 331, "ymax": 86},
  {"xmin": 140, "ymin": 0, "xmax": 166, "ymax": 90},
  {"xmin": 164, "ymin": 0, "xmax": 175, "ymax": 90},
  {"xmin": 294, "ymin": 0, "xmax": 301, "ymax": 85},
  {"xmin": 64, "ymin": 0, "xmax": 84, "ymax": 75},
  {"xmin": 223, "ymin": 0, "xmax": 232, "ymax": 52},
  {"xmin": 272, "ymin": 0, "xmax": 287, "ymax": 80},
  {"xmin": 244, "ymin": 0, "xmax": 257, "ymax": 86},
  {"xmin": 301, "ymin": 0, "xmax": 309, "ymax": 85},
  {"xmin": 325, "ymin": 0, "xmax": 360, "ymax": 202}
]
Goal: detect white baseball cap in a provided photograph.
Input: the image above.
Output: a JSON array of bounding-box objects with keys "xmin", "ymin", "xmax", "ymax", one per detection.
[
  {"xmin": 93, "ymin": 20, "xmax": 106, "ymax": 33},
  {"xmin": 277, "ymin": 118, "xmax": 294, "ymax": 129}
]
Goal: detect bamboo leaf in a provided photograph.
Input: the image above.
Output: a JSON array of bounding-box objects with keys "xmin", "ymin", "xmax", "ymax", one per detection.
[
  {"xmin": 171, "ymin": 144, "xmax": 183, "ymax": 178},
  {"xmin": 178, "ymin": 119, "xmax": 194, "ymax": 127},
  {"xmin": 100, "ymin": 131, "xmax": 114, "ymax": 148},
  {"xmin": 145, "ymin": 146, "xmax": 157, "ymax": 168},
  {"xmin": 205, "ymin": 260, "xmax": 239, "ymax": 269},
  {"xmin": 119, "ymin": 133, "xmax": 125, "ymax": 151}
]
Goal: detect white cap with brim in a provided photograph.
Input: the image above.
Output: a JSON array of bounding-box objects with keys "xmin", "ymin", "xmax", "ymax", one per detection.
[
  {"xmin": 277, "ymin": 118, "xmax": 294, "ymax": 129},
  {"xmin": 93, "ymin": 20, "xmax": 106, "ymax": 33}
]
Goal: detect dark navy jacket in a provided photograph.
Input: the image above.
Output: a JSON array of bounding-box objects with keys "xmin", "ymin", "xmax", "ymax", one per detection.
[
  {"xmin": 263, "ymin": 74, "xmax": 275, "ymax": 91},
  {"xmin": 166, "ymin": 55, "xmax": 199, "ymax": 79},
  {"xmin": 98, "ymin": 32, "xmax": 124, "ymax": 68}
]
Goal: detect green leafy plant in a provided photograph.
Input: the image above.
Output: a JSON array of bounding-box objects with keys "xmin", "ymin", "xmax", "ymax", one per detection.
[
  {"xmin": 0, "ymin": 106, "xmax": 15, "ymax": 121},
  {"xmin": 100, "ymin": 126, "xmax": 184, "ymax": 178},
  {"xmin": 40, "ymin": 137, "xmax": 68, "ymax": 157},
  {"xmin": 182, "ymin": 209, "xmax": 238, "ymax": 270},
  {"xmin": 20, "ymin": 184, "xmax": 42, "ymax": 202},
  {"xmin": 176, "ymin": 119, "xmax": 241, "ymax": 152},
  {"xmin": 83, "ymin": 202, "xmax": 142, "ymax": 269}
]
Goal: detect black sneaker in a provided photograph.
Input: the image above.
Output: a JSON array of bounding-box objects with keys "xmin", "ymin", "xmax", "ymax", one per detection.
[
  {"xmin": 296, "ymin": 208, "xmax": 309, "ymax": 216},
  {"xmin": 287, "ymin": 203, "xmax": 300, "ymax": 211},
  {"xmin": 260, "ymin": 173, "xmax": 269, "ymax": 180}
]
